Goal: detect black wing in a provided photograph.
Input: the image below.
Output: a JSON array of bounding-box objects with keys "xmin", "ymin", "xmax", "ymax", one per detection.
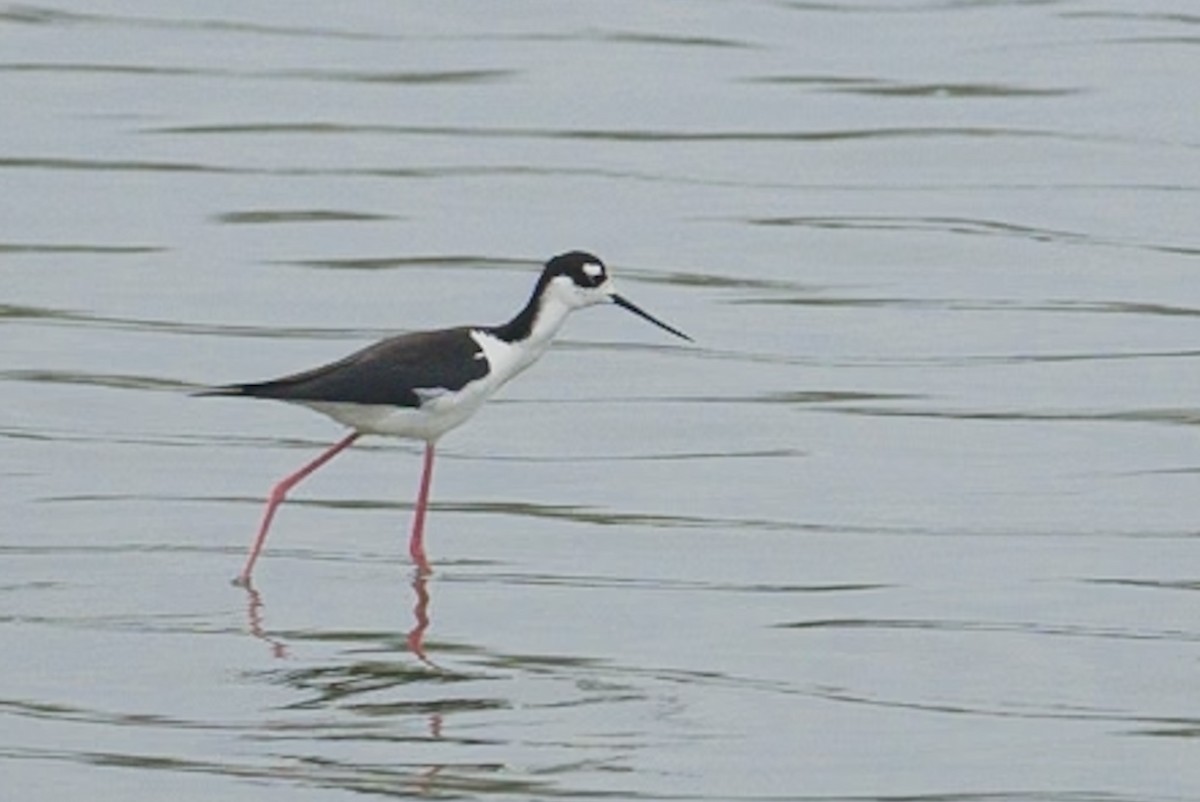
[{"xmin": 199, "ymin": 327, "xmax": 488, "ymax": 408}]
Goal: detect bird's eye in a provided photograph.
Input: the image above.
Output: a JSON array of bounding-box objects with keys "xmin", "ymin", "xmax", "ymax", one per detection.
[{"xmin": 581, "ymin": 262, "xmax": 605, "ymax": 286}]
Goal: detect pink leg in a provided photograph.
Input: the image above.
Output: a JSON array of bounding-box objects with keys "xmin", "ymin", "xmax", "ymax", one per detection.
[
  {"xmin": 409, "ymin": 441, "xmax": 435, "ymax": 573},
  {"xmin": 235, "ymin": 431, "xmax": 360, "ymax": 586}
]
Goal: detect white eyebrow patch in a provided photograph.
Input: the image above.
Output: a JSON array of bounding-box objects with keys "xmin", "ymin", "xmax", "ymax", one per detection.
[{"xmin": 582, "ymin": 262, "xmax": 604, "ymax": 278}]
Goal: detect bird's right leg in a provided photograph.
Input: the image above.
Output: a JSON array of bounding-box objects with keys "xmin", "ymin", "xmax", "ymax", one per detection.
[{"xmin": 235, "ymin": 431, "xmax": 360, "ymax": 585}]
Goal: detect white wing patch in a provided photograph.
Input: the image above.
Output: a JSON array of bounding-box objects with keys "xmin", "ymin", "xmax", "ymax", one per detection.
[{"xmin": 413, "ymin": 387, "xmax": 452, "ymax": 404}]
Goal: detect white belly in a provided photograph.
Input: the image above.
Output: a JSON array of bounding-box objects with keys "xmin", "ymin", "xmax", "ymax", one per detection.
[{"xmin": 305, "ymin": 380, "xmax": 489, "ymax": 441}]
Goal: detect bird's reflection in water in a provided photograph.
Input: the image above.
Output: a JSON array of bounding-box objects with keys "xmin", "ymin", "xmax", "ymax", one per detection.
[
  {"xmin": 243, "ymin": 584, "xmax": 289, "ymax": 659},
  {"xmin": 239, "ymin": 562, "xmax": 439, "ymax": 669},
  {"xmin": 407, "ymin": 565, "xmax": 435, "ymax": 666},
  {"xmin": 239, "ymin": 570, "xmax": 451, "ymax": 793}
]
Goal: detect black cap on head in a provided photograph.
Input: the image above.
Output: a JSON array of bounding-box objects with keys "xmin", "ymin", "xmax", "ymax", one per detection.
[{"xmin": 545, "ymin": 250, "xmax": 608, "ymax": 289}]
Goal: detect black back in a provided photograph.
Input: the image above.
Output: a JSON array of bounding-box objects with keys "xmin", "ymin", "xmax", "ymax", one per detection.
[{"xmin": 201, "ymin": 327, "xmax": 488, "ymax": 408}]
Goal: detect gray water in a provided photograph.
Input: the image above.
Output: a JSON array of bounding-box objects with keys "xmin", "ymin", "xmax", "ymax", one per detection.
[{"xmin": 4, "ymin": 2, "xmax": 1200, "ymax": 800}]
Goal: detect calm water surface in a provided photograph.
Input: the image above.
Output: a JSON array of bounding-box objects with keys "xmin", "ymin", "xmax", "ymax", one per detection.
[{"xmin": 4, "ymin": 2, "xmax": 1200, "ymax": 800}]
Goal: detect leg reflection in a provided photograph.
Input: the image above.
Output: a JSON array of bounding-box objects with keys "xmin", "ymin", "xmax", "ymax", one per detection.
[
  {"xmin": 243, "ymin": 582, "xmax": 289, "ymax": 659},
  {"xmin": 406, "ymin": 567, "xmax": 437, "ymax": 668},
  {"xmin": 239, "ymin": 564, "xmax": 439, "ymax": 667}
]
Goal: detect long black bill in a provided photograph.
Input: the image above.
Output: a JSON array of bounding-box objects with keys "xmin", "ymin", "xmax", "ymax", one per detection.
[{"xmin": 612, "ymin": 294, "xmax": 693, "ymax": 342}]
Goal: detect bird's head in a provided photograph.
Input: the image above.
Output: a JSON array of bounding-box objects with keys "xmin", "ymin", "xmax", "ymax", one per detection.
[{"xmin": 539, "ymin": 251, "xmax": 692, "ymax": 341}]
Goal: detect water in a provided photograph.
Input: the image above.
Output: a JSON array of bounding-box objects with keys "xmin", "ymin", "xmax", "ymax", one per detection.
[{"xmin": 4, "ymin": 1, "xmax": 1200, "ymax": 799}]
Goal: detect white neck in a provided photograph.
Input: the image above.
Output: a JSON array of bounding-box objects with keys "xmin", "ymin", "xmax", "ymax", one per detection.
[
  {"xmin": 471, "ymin": 293, "xmax": 578, "ymax": 390},
  {"xmin": 526, "ymin": 293, "xmax": 575, "ymax": 348}
]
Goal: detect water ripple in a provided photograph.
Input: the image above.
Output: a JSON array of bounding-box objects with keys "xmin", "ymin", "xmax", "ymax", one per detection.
[
  {"xmin": 746, "ymin": 214, "xmax": 1200, "ymax": 256},
  {"xmin": 828, "ymin": 404, "xmax": 1200, "ymax": 427},
  {"xmin": 214, "ymin": 209, "xmax": 394, "ymax": 224},
  {"xmin": 0, "ymin": 4, "xmax": 402, "ymax": 41},
  {"xmin": 780, "ymin": 617, "xmax": 1200, "ymax": 643},
  {"xmin": 145, "ymin": 121, "xmax": 1096, "ymax": 146},
  {"xmin": 1, "ymin": 62, "xmax": 519, "ymax": 85},
  {"xmin": 0, "ymin": 241, "xmax": 162, "ymax": 254},
  {"xmin": 0, "ymin": 155, "xmax": 244, "ymax": 174},
  {"xmin": 1, "ymin": 369, "xmax": 190, "ymax": 392},
  {"xmin": 746, "ymin": 74, "xmax": 1080, "ymax": 98},
  {"xmin": 0, "ymin": 302, "xmax": 384, "ymax": 340}
]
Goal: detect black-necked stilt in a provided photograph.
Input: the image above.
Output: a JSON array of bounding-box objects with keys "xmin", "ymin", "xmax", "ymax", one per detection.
[{"xmin": 201, "ymin": 251, "xmax": 690, "ymax": 584}]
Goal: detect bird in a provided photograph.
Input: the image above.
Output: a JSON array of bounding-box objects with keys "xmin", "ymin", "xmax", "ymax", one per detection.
[{"xmin": 199, "ymin": 251, "xmax": 691, "ymax": 585}]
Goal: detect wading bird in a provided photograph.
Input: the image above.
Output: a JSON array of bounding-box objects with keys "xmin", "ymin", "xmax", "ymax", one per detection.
[{"xmin": 200, "ymin": 251, "xmax": 691, "ymax": 584}]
